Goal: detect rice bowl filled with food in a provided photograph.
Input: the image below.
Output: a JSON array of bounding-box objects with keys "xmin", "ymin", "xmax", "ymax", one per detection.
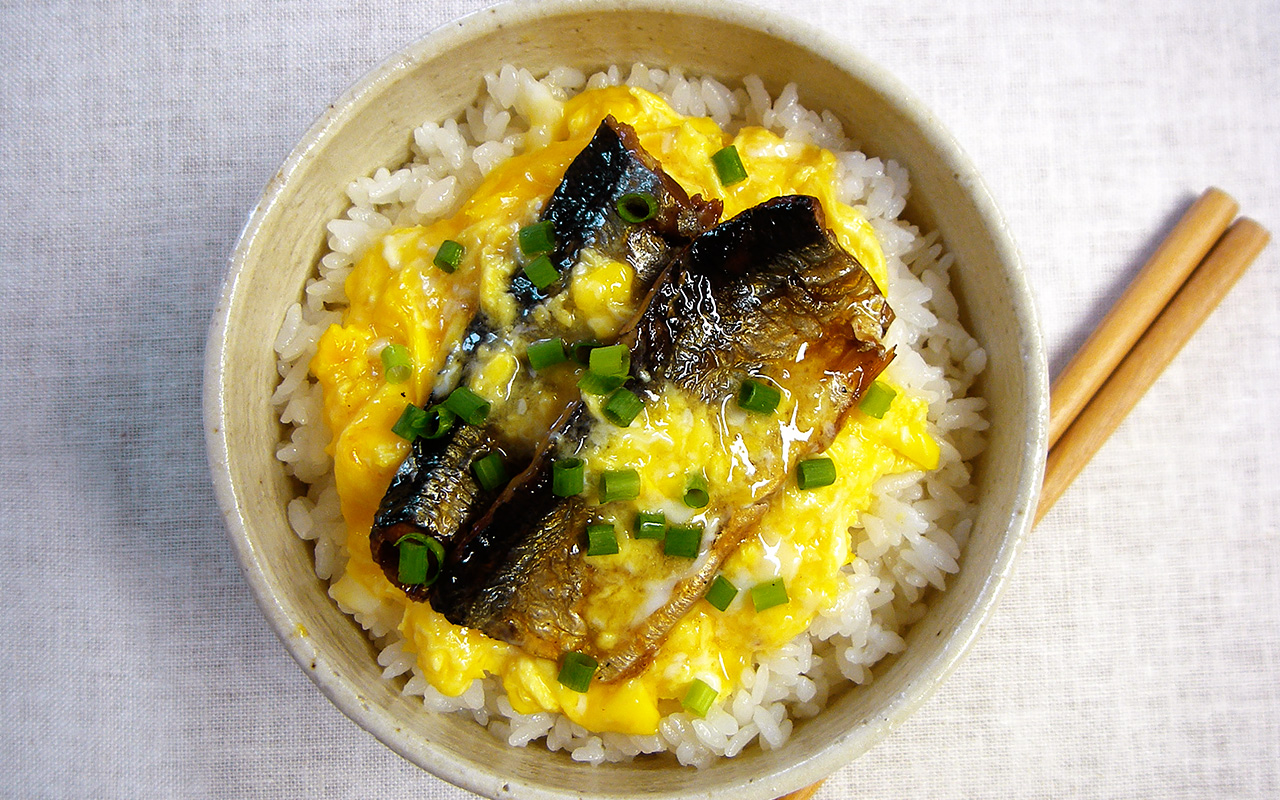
[{"xmin": 269, "ymin": 63, "xmax": 989, "ymax": 769}]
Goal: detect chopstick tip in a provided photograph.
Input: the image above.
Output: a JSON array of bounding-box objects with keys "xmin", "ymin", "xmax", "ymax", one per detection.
[
  {"xmin": 1232, "ymin": 216, "xmax": 1270, "ymax": 243},
  {"xmin": 1197, "ymin": 186, "xmax": 1240, "ymax": 219}
]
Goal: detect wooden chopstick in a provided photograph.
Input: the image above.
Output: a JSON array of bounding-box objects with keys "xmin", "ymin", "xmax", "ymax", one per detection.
[
  {"xmin": 778, "ymin": 193, "xmax": 1268, "ymax": 800},
  {"xmin": 1048, "ymin": 188, "xmax": 1239, "ymax": 448},
  {"xmin": 779, "ymin": 779, "xmax": 824, "ymax": 800},
  {"xmin": 1038, "ymin": 216, "xmax": 1269, "ymax": 521}
]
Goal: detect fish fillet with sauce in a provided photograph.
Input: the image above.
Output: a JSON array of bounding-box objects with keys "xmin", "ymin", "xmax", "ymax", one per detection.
[
  {"xmin": 431, "ymin": 195, "xmax": 895, "ymax": 679},
  {"xmin": 369, "ymin": 116, "xmax": 719, "ymax": 600}
]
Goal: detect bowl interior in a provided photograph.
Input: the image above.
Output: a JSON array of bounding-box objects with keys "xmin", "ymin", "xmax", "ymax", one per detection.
[{"xmin": 205, "ymin": 2, "xmax": 1047, "ymax": 798}]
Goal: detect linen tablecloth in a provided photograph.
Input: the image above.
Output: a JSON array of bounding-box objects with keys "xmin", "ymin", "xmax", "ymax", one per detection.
[{"xmin": 2, "ymin": 1, "xmax": 1276, "ymax": 796}]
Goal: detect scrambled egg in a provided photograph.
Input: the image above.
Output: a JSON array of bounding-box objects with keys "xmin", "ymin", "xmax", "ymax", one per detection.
[{"xmin": 311, "ymin": 85, "xmax": 939, "ymax": 735}]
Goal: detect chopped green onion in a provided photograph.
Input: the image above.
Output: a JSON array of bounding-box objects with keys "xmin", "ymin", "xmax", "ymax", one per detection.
[
  {"xmin": 616, "ymin": 192, "xmax": 658, "ymax": 223},
  {"xmin": 420, "ymin": 404, "xmax": 456, "ymax": 439},
  {"xmin": 664, "ymin": 523, "xmax": 703, "ymax": 559},
  {"xmin": 602, "ymin": 387, "xmax": 644, "ymax": 427},
  {"xmin": 711, "ymin": 145, "xmax": 748, "ymax": 186},
  {"xmin": 633, "ymin": 511, "xmax": 666, "ymax": 540},
  {"xmin": 396, "ymin": 533, "xmax": 445, "ymax": 587},
  {"xmin": 443, "ymin": 386, "xmax": 490, "ymax": 426},
  {"xmin": 578, "ymin": 369, "xmax": 626, "ymax": 396},
  {"xmin": 683, "ymin": 471, "xmax": 709, "ymax": 509},
  {"xmin": 586, "ymin": 523, "xmax": 620, "ymax": 556},
  {"xmin": 552, "ymin": 457, "xmax": 585, "ymax": 497},
  {"xmin": 859, "ymin": 380, "xmax": 897, "ymax": 419},
  {"xmin": 380, "ymin": 344, "xmax": 412, "ymax": 383},
  {"xmin": 599, "ymin": 469, "xmax": 640, "ymax": 503},
  {"xmin": 391, "ymin": 403, "xmax": 428, "ymax": 441},
  {"xmin": 751, "ymin": 577, "xmax": 789, "ymax": 612},
  {"xmin": 588, "ymin": 344, "xmax": 631, "ymax": 377},
  {"xmin": 682, "ymin": 678, "xmax": 718, "ymax": 717},
  {"xmin": 397, "ymin": 541, "xmax": 429, "ymax": 585},
  {"xmin": 523, "ymin": 254, "xmax": 560, "ymax": 290},
  {"xmin": 557, "ymin": 651, "xmax": 598, "ymax": 693},
  {"xmin": 704, "ymin": 575, "xmax": 738, "ymax": 611},
  {"xmin": 471, "ymin": 452, "xmax": 507, "ymax": 491},
  {"xmin": 434, "ymin": 239, "xmax": 465, "ymax": 273},
  {"xmin": 518, "ymin": 219, "xmax": 556, "ymax": 255},
  {"xmin": 527, "ymin": 337, "xmax": 568, "ymax": 371},
  {"xmin": 737, "ymin": 378, "xmax": 781, "ymax": 414},
  {"xmin": 796, "ymin": 457, "xmax": 837, "ymax": 490},
  {"xmin": 569, "ymin": 340, "xmax": 601, "ymax": 366}
]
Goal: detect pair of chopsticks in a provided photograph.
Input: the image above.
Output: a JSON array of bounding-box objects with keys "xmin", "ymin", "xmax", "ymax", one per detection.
[
  {"xmin": 778, "ymin": 187, "xmax": 1268, "ymax": 800},
  {"xmin": 1039, "ymin": 188, "xmax": 1269, "ymax": 521}
]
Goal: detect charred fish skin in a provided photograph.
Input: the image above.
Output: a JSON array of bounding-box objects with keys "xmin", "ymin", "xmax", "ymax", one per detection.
[
  {"xmin": 432, "ymin": 430, "xmax": 593, "ymax": 659},
  {"xmin": 369, "ymin": 117, "xmax": 721, "ymax": 597},
  {"xmin": 635, "ymin": 194, "xmax": 894, "ymax": 404},
  {"xmin": 432, "ymin": 315, "xmax": 498, "ymax": 401},
  {"xmin": 429, "ymin": 403, "xmax": 600, "ymax": 654},
  {"xmin": 369, "ymin": 424, "xmax": 506, "ymax": 602},
  {"xmin": 367, "ymin": 314, "xmax": 528, "ymax": 599},
  {"xmin": 510, "ymin": 115, "xmax": 721, "ymax": 309}
]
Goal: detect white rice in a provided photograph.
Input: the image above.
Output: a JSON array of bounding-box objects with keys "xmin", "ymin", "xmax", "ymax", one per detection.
[{"xmin": 272, "ymin": 64, "xmax": 987, "ymax": 767}]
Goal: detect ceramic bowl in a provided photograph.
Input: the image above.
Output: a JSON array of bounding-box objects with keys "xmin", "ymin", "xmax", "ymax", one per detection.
[{"xmin": 205, "ymin": 1, "xmax": 1047, "ymax": 797}]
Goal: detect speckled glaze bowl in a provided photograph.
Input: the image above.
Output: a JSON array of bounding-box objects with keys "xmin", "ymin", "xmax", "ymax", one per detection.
[{"xmin": 204, "ymin": 1, "xmax": 1048, "ymax": 797}]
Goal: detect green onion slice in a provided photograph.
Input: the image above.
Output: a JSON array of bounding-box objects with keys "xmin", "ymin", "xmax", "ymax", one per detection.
[
  {"xmin": 396, "ymin": 533, "xmax": 445, "ymax": 587},
  {"xmin": 859, "ymin": 380, "xmax": 897, "ymax": 419},
  {"xmin": 751, "ymin": 577, "xmax": 789, "ymax": 612},
  {"xmin": 711, "ymin": 145, "xmax": 748, "ymax": 186},
  {"xmin": 527, "ymin": 337, "xmax": 568, "ymax": 371},
  {"xmin": 616, "ymin": 192, "xmax": 658, "ymax": 223},
  {"xmin": 443, "ymin": 386, "xmax": 490, "ymax": 426},
  {"xmin": 391, "ymin": 403, "xmax": 428, "ymax": 441},
  {"xmin": 523, "ymin": 253, "xmax": 560, "ymax": 290},
  {"xmin": 380, "ymin": 344, "xmax": 412, "ymax": 384},
  {"xmin": 420, "ymin": 404, "xmax": 456, "ymax": 440},
  {"xmin": 518, "ymin": 219, "xmax": 556, "ymax": 255},
  {"xmin": 551, "ymin": 457, "xmax": 585, "ymax": 497},
  {"xmin": 588, "ymin": 344, "xmax": 631, "ymax": 377},
  {"xmin": 602, "ymin": 387, "xmax": 644, "ymax": 427},
  {"xmin": 578, "ymin": 370, "xmax": 626, "ymax": 396},
  {"xmin": 664, "ymin": 523, "xmax": 703, "ymax": 559},
  {"xmin": 434, "ymin": 239, "xmax": 465, "ymax": 273},
  {"xmin": 471, "ymin": 451, "xmax": 507, "ymax": 491},
  {"xmin": 796, "ymin": 457, "xmax": 837, "ymax": 490},
  {"xmin": 585, "ymin": 523, "xmax": 620, "ymax": 557},
  {"xmin": 569, "ymin": 340, "xmax": 601, "ymax": 366},
  {"xmin": 557, "ymin": 651, "xmax": 598, "ymax": 693},
  {"xmin": 633, "ymin": 510, "xmax": 666, "ymax": 540},
  {"xmin": 599, "ymin": 469, "xmax": 640, "ymax": 503},
  {"xmin": 682, "ymin": 678, "xmax": 718, "ymax": 717},
  {"xmin": 397, "ymin": 541, "xmax": 429, "ymax": 585},
  {"xmin": 683, "ymin": 471, "xmax": 709, "ymax": 509},
  {"xmin": 737, "ymin": 378, "xmax": 781, "ymax": 414},
  {"xmin": 704, "ymin": 575, "xmax": 738, "ymax": 611}
]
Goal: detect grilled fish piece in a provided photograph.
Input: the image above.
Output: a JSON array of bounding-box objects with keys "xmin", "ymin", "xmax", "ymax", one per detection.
[
  {"xmin": 431, "ymin": 418, "xmax": 596, "ymax": 656},
  {"xmin": 431, "ymin": 195, "xmax": 895, "ymax": 676},
  {"xmin": 369, "ymin": 117, "xmax": 720, "ymax": 596},
  {"xmin": 510, "ymin": 115, "xmax": 722, "ymax": 309},
  {"xmin": 634, "ymin": 194, "xmax": 894, "ymax": 406},
  {"xmin": 369, "ymin": 424, "xmax": 506, "ymax": 602}
]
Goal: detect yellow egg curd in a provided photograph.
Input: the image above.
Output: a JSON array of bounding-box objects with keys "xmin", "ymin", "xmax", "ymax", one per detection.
[{"xmin": 311, "ymin": 84, "xmax": 938, "ymax": 736}]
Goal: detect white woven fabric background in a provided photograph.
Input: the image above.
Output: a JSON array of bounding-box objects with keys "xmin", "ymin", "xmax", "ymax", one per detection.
[{"xmin": 2, "ymin": 0, "xmax": 1277, "ymax": 797}]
